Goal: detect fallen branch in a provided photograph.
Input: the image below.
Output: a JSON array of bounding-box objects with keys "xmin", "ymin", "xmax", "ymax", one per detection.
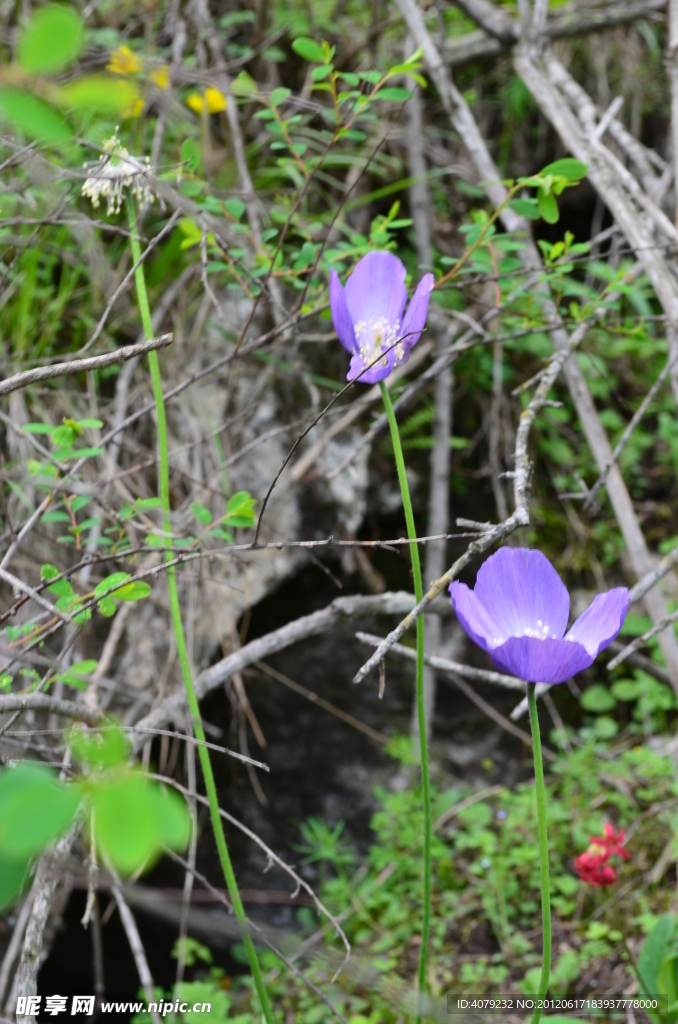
[
  {"xmin": 0, "ymin": 337, "xmax": 173, "ymax": 397},
  {"xmin": 443, "ymin": 0, "xmax": 665, "ymax": 70},
  {"xmin": 130, "ymin": 591, "xmax": 448, "ymax": 749}
]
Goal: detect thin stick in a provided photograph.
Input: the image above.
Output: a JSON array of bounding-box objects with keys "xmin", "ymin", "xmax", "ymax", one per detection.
[
  {"xmin": 110, "ymin": 872, "xmax": 161, "ymax": 1024},
  {"xmin": 0, "ymin": 891, "xmax": 35, "ymax": 1007},
  {"xmin": 0, "ymin": 337, "xmax": 173, "ymax": 396}
]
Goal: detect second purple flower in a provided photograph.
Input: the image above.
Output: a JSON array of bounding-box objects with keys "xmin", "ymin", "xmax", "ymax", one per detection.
[
  {"xmin": 330, "ymin": 251, "xmax": 434, "ymax": 384},
  {"xmin": 449, "ymin": 547, "xmax": 629, "ymax": 684}
]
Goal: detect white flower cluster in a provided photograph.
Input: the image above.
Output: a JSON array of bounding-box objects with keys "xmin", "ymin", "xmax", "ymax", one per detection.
[{"xmin": 81, "ymin": 132, "xmax": 154, "ymax": 215}]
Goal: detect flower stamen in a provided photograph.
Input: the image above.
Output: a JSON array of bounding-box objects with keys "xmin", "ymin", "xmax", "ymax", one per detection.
[{"xmin": 354, "ymin": 316, "xmax": 403, "ymax": 369}]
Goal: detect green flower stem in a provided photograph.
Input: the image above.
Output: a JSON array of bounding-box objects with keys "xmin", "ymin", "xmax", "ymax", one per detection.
[
  {"xmin": 127, "ymin": 202, "xmax": 274, "ymax": 1024},
  {"xmin": 379, "ymin": 380, "xmax": 431, "ymax": 1018},
  {"xmin": 527, "ymin": 681, "xmax": 551, "ymax": 1024}
]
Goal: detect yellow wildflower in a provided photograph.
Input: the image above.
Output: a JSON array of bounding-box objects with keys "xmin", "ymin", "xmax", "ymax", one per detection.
[
  {"xmin": 185, "ymin": 86, "xmax": 227, "ymax": 115},
  {"xmin": 122, "ymin": 95, "xmax": 145, "ymax": 119},
  {"xmin": 205, "ymin": 86, "xmax": 227, "ymax": 112},
  {"xmin": 149, "ymin": 64, "xmax": 170, "ymax": 90},
  {"xmin": 107, "ymin": 44, "xmax": 142, "ymax": 76}
]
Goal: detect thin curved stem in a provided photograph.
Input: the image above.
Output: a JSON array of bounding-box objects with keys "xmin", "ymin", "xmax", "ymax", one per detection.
[
  {"xmin": 527, "ymin": 681, "xmax": 551, "ymax": 1024},
  {"xmin": 127, "ymin": 201, "xmax": 274, "ymax": 1023},
  {"xmin": 379, "ymin": 380, "xmax": 431, "ymax": 1020}
]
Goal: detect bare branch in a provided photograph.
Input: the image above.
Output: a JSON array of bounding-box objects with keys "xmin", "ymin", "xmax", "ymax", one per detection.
[
  {"xmin": 0, "ymin": 695, "xmax": 105, "ymax": 728},
  {"xmin": 0, "ymin": 337, "xmax": 173, "ymax": 397},
  {"xmin": 130, "ymin": 592, "xmax": 445, "ymax": 747},
  {"xmin": 110, "ymin": 871, "xmax": 162, "ymax": 1024},
  {"xmin": 0, "ymin": 567, "xmax": 70, "ymax": 624},
  {"xmin": 443, "ymin": 0, "xmax": 665, "ymax": 70}
]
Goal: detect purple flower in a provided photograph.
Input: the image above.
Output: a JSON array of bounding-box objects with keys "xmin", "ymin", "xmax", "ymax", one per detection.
[
  {"xmin": 449, "ymin": 548, "xmax": 629, "ymax": 684},
  {"xmin": 330, "ymin": 251, "xmax": 434, "ymax": 384}
]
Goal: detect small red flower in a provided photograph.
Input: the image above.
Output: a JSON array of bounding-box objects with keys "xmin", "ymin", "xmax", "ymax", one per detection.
[
  {"xmin": 574, "ymin": 824, "xmax": 628, "ymax": 887},
  {"xmin": 596, "ymin": 823, "xmax": 630, "ymax": 860}
]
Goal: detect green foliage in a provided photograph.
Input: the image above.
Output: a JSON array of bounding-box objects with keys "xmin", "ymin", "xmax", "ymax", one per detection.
[
  {"xmin": 88, "ymin": 770, "xmax": 190, "ymax": 874},
  {"xmin": 175, "ymin": 737, "xmax": 676, "ymax": 1019},
  {"xmin": 638, "ymin": 916, "xmax": 678, "ymax": 1024},
  {"xmin": 0, "ymin": 88, "xmax": 70, "ymax": 144},
  {"xmin": 292, "ymin": 38, "xmax": 327, "ymax": 64},
  {"xmin": 0, "ymin": 725, "xmax": 190, "ymax": 909},
  {"xmin": 0, "ymin": 764, "xmax": 79, "ymax": 862},
  {"xmin": 294, "ymin": 817, "xmax": 356, "ymax": 876},
  {"xmin": 18, "ymin": 5, "xmax": 83, "ymax": 75}
]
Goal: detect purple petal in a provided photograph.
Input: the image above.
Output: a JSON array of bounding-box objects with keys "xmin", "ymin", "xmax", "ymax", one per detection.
[
  {"xmin": 345, "ymin": 251, "xmax": 407, "ymax": 328},
  {"xmin": 401, "ymin": 273, "xmax": 434, "ymax": 356},
  {"xmin": 490, "ymin": 635, "xmax": 594, "ymax": 684},
  {"xmin": 330, "ymin": 269, "xmax": 356, "ymax": 353},
  {"xmin": 474, "ymin": 547, "xmax": 570, "ymax": 641},
  {"xmin": 449, "ymin": 580, "xmax": 505, "ymax": 653},
  {"xmin": 566, "ymin": 588, "xmax": 630, "ymax": 656},
  {"xmin": 347, "ymin": 350, "xmax": 394, "ymax": 384}
]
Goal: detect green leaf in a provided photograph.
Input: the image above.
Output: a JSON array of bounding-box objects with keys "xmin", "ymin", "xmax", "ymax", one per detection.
[
  {"xmin": 0, "ymin": 852, "xmax": 31, "ymax": 909},
  {"xmin": 0, "ymin": 765, "xmax": 79, "ymax": 860},
  {"xmin": 292, "ymin": 37, "xmax": 326, "ymax": 63},
  {"xmin": 376, "ymin": 87, "xmax": 412, "ymax": 102},
  {"xmin": 46, "ymin": 576, "xmax": 73, "ymax": 599},
  {"xmin": 0, "ymin": 87, "xmax": 69, "ymax": 144},
  {"xmin": 92, "ymin": 772, "xmax": 190, "ymax": 874},
  {"xmin": 71, "ymin": 602, "xmax": 92, "ymax": 626},
  {"xmin": 77, "ymin": 419, "xmax": 103, "ymax": 429},
  {"xmin": 231, "ymin": 71, "xmax": 257, "ymax": 96},
  {"xmin": 639, "ymin": 916, "xmax": 675, "ymax": 1019},
  {"xmin": 69, "ymin": 723, "xmax": 129, "ymax": 769},
  {"xmin": 580, "ymin": 684, "xmax": 616, "ymax": 713},
  {"xmin": 508, "ymin": 197, "xmax": 540, "ymax": 220},
  {"xmin": 40, "ymin": 563, "xmax": 60, "ymax": 580},
  {"xmin": 537, "ymin": 186, "xmax": 559, "ymax": 224},
  {"xmin": 70, "ymin": 495, "xmax": 92, "ymax": 513},
  {"xmin": 190, "ymin": 502, "xmax": 212, "ymax": 525},
  {"xmin": 52, "ymin": 425, "xmax": 77, "ymax": 447},
  {"xmin": 539, "ymin": 158, "xmax": 588, "ymax": 183},
  {"xmin": 205, "ymin": 528, "xmax": 234, "ymax": 542},
  {"xmin": 134, "ymin": 498, "xmax": 162, "ymax": 512},
  {"xmin": 611, "ymin": 678, "xmax": 643, "ymax": 701},
  {"xmin": 224, "ymin": 197, "xmax": 245, "ymax": 220},
  {"xmin": 95, "ymin": 572, "xmax": 131, "ymax": 598},
  {"xmin": 56, "ymin": 76, "xmax": 139, "ymax": 114},
  {"xmin": 42, "ymin": 510, "xmax": 71, "ymax": 523},
  {"xmin": 179, "ymin": 180, "xmax": 203, "ymax": 197},
  {"xmin": 226, "ymin": 491, "xmax": 255, "ymax": 514},
  {"xmin": 114, "ymin": 582, "xmax": 152, "ymax": 602},
  {"xmin": 68, "ymin": 447, "xmax": 104, "ymax": 459},
  {"xmin": 180, "ymin": 138, "xmax": 201, "ymax": 174},
  {"xmin": 23, "ymin": 423, "xmax": 54, "ymax": 434},
  {"xmin": 268, "ymin": 87, "xmax": 291, "ymax": 107},
  {"xmin": 593, "ymin": 715, "xmax": 618, "ymax": 739},
  {"xmin": 97, "ymin": 596, "xmax": 116, "ymax": 617},
  {"xmin": 18, "ymin": 4, "xmax": 83, "ymax": 74},
  {"xmin": 55, "ymin": 660, "xmax": 98, "ymax": 691}
]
